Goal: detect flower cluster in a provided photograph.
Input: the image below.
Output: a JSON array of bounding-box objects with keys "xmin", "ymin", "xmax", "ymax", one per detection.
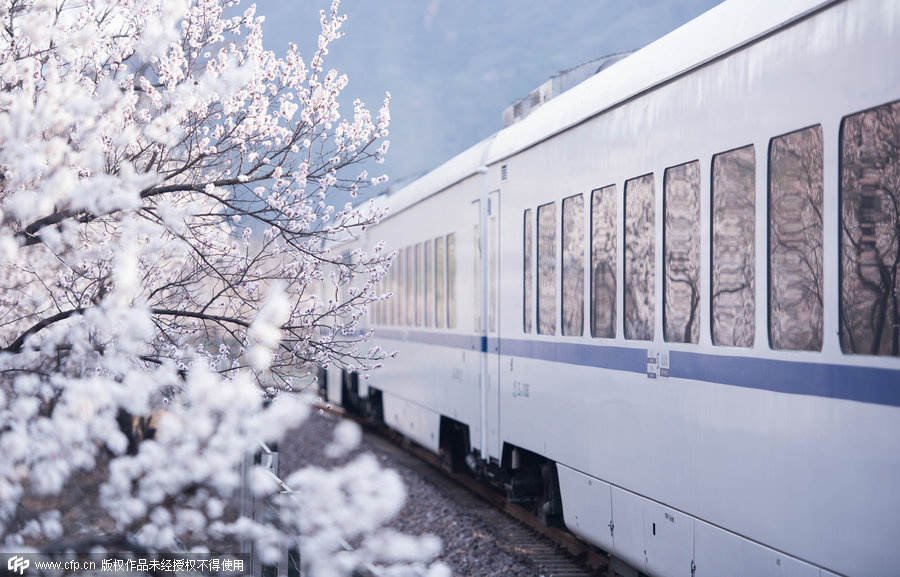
[{"xmin": 0, "ymin": 0, "xmax": 426, "ymax": 574}]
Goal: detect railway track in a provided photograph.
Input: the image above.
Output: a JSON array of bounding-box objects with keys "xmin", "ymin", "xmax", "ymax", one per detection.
[
  {"xmin": 329, "ymin": 406, "xmax": 610, "ymax": 577},
  {"xmin": 392, "ymin": 437, "xmax": 608, "ymax": 577}
]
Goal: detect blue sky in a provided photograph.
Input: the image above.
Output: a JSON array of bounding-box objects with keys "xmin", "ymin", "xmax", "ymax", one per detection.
[{"xmin": 252, "ymin": 0, "xmax": 723, "ymax": 194}]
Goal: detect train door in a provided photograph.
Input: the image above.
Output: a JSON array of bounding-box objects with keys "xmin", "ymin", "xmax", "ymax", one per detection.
[
  {"xmin": 485, "ymin": 189, "xmax": 501, "ymax": 460},
  {"xmin": 472, "ymin": 198, "xmax": 485, "ymax": 457}
]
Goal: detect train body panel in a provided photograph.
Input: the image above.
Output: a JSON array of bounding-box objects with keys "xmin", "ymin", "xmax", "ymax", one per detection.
[
  {"xmin": 381, "ymin": 390, "xmax": 441, "ymax": 454},
  {"xmin": 502, "ymin": 352, "xmax": 900, "ymax": 576},
  {"xmin": 338, "ymin": 0, "xmax": 900, "ymax": 575},
  {"xmin": 694, "ymin": 519, "xmax": 824, "ymax": 577},
  {"xmin": 374, "ymin": 338, "xmax": 482, "ymax": 454},
  {"xmin": 359, "ymin": 165, "xmax": 487, "ymax": 456}
]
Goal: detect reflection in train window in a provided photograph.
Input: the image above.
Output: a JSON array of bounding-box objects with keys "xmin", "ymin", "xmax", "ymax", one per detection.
[
  {"xmin": 371, "ymin": 277, "xmax": 379, "ymax": 325},
  {"xmin": 436, "ymin": 236, "xmax": 446, "ymax": 329},
  {"xmin": 664, "ymin": 161, "xmax": 701, "ymax": 343},
  {"xmin": 391, "ymin": 249, "xmax": 405, "ymax": 325},
  {"xmin": 769, "ymin": 125, "xmax": 824, "ymax": 351},
  {"xmin": 537, "ymin": 202, "xmax": 557, "ymax": 335},
  {"xmin": 392, "ymin": 250, "xmax": 400, "ymax": 325},
  {"xmin": 406, "ymin": 246, "xmax": 414, "ymax": 326},
  {"xmin": 591, "ymin": 185, "xmax": 616, "ymax": 338},
  {"xmin": 372, "ymin": 280, "xmax": 380, "ymax": 325},
  {"xmin": 384, "ymin": 258, "xmax": 390, "ymax": 325},
  {"xmin": 377, "ymin": 270, "xmax": 385, "ymax": 325},
  {"xmin": 383, "ymin": 273, "xmax": 389, "ymax": 324},
  {"xmin": 489, "ymin": 201, "xmax": 498, "ymax": 333},
  {"xmin": 447, "ymin": 233, "xmax": 457, "ymax": 329},
  {"xmin": 425, "ymin": 239, "xmax": 434, "ymax": 327},
  {"xmin": 524, "ymin": 209, "xmax": 533, "ymax": 333},
  {"xmin": 840, "ymin": 101, "xmax": 900, "ymax": 356},
  {"xmin": 562, "ymin": 194, "xmax": 584, "ymax": 336},
  {"xmin": 625, "ymin": 174, "xmax": 655, "ymax": 341},
  {"xmin": 712, "ymin": 146, "xmax": 755, "ymax": 347},
  {"xmin": 377, "ymin": 265, "xmax": 384, "ymax": 326},
  {"xmin": 473, "ymin": 201, "xmax": 482, "ymax": 332},
  {"xmin": 415, "ymin": 243, "xmax": 423, "ymax": 326}
]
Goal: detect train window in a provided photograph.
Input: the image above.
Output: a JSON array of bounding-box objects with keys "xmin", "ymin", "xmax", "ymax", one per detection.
[
  {"xmin": 385, "ymin": 273, "xmax": 391, "ymax": 324},
  {"xmin": 524, "ymin": 209, "xmax": 533, "ymax": 333},
  {"xmin": 400, "ymin": 247, "xmax": 406, "ymax": 326},
  {"xmin": 379, "ymin": 260, "xmax": 386, "ymax": 325},
  {"xmin": 473, "ymin": 201, "xmax": 482, "ymax": 332},
  {"xmin": 562, "ymin": 194, "xmax": 584, "ymax": 336},
  {"xmin": 371, "ymin": 278, "xmax": 377, "ymax": 326},
  {"xmin": 393, "ymin": 250, "xmax": 401, "ymax": 325},
  {"xmin": 385, "ymin": 274, "xmax": 390, "ymax": 324},
  {"xmin": 425, "ymin": 239, "xmax": 434, "ymax": 327},
  {"xmin": 382, "ymin": 260, "xmax": 390, "ymax": 325},
  {"xmin": 387, "ymin": 253, "xmax": 393, "ymax": 325},
  {"xmin": 371, "ymin": 277, "xmax": 379, "ymax": 325},
  {"xmin": 840, "ymin": 101, "xmax": 900, "ymax": 355},
  {"xmin": 712, "ymin": 145, "xmax": 755, "ymax": 347},
  {"xmin": 447, "ymin": 233, "xmax": 457, "ymax": 329},
  {"xmin": 591, "ymin": 185, "xmax": 616, "ymax": 338},
  {"xmin": 415, "ymin": 243, "xmax": 424, "ymax": 326},
  {"xmin": 664, "ymin": 161, "xmax": 701, "ymax": 344},
  {"xmin": 537, "ymin": 202, "xmax": 557, "ymax": 335},
  {"xmin": 377, "ymin": 277, "xmax": 384, "ymax": 325},
  {"xmin": 435, "ymin": 236, "xmax": 446, "ymax": 329},
  {"xmin": 624, "ymin": 174, "xmax": 655, "ymax": 341},
  {"xmin": 405, "ymin": 246, "xmax": 414, "ymax": 326},
  {"xmin": 489, "ymin": 199, "xmax": 498, "ymax": 333},
  {"xmin": 768, "ymin": 125, "xmax": 824, "ymax": 351},
  {"xmin": 404, "ymin": 246, "xmax": 412, "ymax": 326},
  {"xmin": 378, "ymin": 275, "xmax": 384, "ymax": 325}
]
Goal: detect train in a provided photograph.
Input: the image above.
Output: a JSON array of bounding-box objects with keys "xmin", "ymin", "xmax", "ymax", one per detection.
[{"xmin": 322, "ymin": 0, "xmax": 900, "ymax": 575}]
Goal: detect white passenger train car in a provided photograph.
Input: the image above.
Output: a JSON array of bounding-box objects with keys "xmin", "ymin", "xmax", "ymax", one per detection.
[{"xmin": 326, "ymin": 0, "xmax": 900, "ymax": 575}]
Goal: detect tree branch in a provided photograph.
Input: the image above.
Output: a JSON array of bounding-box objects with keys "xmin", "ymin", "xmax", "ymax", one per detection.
[{"xmin": 1, "ymin": 308, "xmax": 86, "ymax": 353}]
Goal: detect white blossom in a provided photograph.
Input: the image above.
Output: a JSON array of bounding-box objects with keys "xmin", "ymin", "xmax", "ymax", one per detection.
[
  {"xmin": 0, "ymin": 1, "xmax": 431, "ymax": 575},
  {"xmin": 324, "ymin": 419, "xmax": 363, "ymax": 458}
]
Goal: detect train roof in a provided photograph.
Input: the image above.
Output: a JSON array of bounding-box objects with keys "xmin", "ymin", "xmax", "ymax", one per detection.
[
  {"xmin": 378, "ymin": 0, "xmax": 834, "ymax": 219},
  {"xmin": 371, "ymin": 134, "xmax": 495, "ymax": 217}
]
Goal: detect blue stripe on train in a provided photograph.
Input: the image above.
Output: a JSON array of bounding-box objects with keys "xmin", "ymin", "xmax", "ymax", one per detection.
[
  {"xmin": 671, "ymin": 350, "xmax": 900, "ymax": 407},
  {"xmin": 372, "ymin": 328, "xmax": 900, "ymax": 407}
]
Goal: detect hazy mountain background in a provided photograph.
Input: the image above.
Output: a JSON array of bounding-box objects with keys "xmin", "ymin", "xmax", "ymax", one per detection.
[{"xmin": 252, "ymin": 0, "xmax": 723, "ymax": 196}]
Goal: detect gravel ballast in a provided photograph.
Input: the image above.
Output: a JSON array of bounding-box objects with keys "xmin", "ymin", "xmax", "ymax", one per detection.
[{"xmin": 278, "ymin": 409, "xmax": 552, "ymax": 577}]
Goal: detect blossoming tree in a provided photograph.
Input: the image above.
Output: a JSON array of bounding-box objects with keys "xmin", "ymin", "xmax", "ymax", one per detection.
[{"xmin": 0, "ymin": 0, "xmax": 437, "ymax": 574}]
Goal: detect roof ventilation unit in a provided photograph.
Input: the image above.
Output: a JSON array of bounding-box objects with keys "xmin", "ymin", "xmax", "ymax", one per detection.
[{"xmin": 502, "ymin": 50, "xmax": 634, "ymax": 128}]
